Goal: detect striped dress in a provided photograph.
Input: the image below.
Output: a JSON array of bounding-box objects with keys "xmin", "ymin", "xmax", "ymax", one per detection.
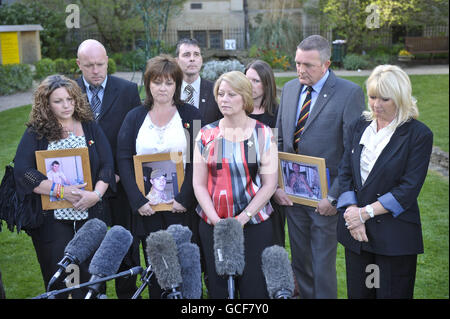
[{"xmin": 196, "ymin": 120, "xmax": 274, "ymax": 225}]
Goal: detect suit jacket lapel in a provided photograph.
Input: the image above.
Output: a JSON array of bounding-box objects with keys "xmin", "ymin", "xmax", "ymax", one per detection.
[
  {"xmin": 351, "ymin": 121, "xmax": 370, "ymax": 190},
  {"xmin": 303, "ymin": 70, "xmax": 336, "ymax": 132},
  {"xmin": 361, "ymin": 122, "xmax": 409, "ymax": 190},
  {"xmin": 98, "ymin": 76, "xmax": 119, "ymax": 121},
  {"xmin": 284, "ymin": 81, "xmax": 301, "ymax": 150},
  {"xmin": 198, "ymin": 79, "xmax": 208, "ymax": 119}
]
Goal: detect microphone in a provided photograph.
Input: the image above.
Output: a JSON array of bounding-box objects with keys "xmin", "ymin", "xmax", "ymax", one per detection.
[
  {"xmin": 167, "ymin": 224, "xmax": 202, "ymax": 299},
  {"xmin": 85, "ymin": 225, "xmax": 133, "ymax": 299},
  {"xmin": 213, "ymin": 218, "xmax": 245, "ymax": 299},
  {"xmin": 146, "ymin": 230, "xmax": 183, "ymax": 299},
  {"xmin": 261, "ymin": 245, "xmax": 295, "ymax": 299},
  {"xmin": 47, "ymin": 218, "xmax": 107, "ymax": 291}
]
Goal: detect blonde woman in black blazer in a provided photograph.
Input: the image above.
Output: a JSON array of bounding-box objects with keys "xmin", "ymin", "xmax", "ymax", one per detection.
[{"xmin": 337, "ymin": 65, "xmax": 433, "ymax": 299}]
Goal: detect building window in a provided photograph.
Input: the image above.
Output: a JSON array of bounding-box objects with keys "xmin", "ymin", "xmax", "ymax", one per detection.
[
  {"xmin": 209, "ymin": 30, "xmax": 223, "ymax": 49},
  {"xmin": 193, "ymin": 30, "xmax": 207, "ymax": 48},
  {"xmin": 178, "ymin": 31, "xmax": 191, "ymax": 41},
  {"xmin": 191, "ymin": 3, "xmax": 202, "ymax": 10}
]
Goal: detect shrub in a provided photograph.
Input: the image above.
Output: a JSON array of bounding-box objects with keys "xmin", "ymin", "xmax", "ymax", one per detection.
[
  {"xmin": 121, "ymin": 49, "xmax": 147, "ymax": 71},
  {"xmin": 201, "ymin": 60, "xmax": 245, "ymax": 82},
  {"xmin": 54, "ymin": 58, "xmax": 70, "ymax": 75},
  {"xmin": 108, "ymin": 58, "xmax": 117, "ymax": 74},
  {"xmin": 34, "ymin": 58, "xmax": 56, "ymax": 80},
  {"xmin": 342, "ymin": 54, "xmax": 370, "ymax": 70},
  {"xmin": 0, "ymin": 64, "xmax": 33, "ymax": 95},
  {"xmin": 254, "ymin": 44, "xmax": 291, "ymax": 70}
]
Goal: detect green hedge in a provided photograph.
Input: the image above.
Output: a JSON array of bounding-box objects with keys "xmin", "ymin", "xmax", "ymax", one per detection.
[{"xmin": 0, "ymin": 64, "xmax": 33, "ymax": 96}]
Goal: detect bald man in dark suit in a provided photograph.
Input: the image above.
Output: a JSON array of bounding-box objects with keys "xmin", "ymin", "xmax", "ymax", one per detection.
[{"xmin": 76, "ymin": 39, "xmax": 141, "ymax": 298}]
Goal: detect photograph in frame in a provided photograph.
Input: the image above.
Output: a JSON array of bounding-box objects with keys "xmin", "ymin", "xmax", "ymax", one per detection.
[
  {"xmin": 35, "ymin": 147, "xmax": 93, "ymax": 210},
  {"xmin": 133, "ymin": 152, "xmax": 184, "ymax": 212},
  {"xmin": 278, "ymin": 151, "xmax": 328, "ymax": 207}
]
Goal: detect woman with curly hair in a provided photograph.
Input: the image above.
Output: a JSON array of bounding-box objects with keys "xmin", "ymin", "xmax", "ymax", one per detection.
[{"xmin": 13, "ymin": 74, "xmax": 115, "ymax": 298}]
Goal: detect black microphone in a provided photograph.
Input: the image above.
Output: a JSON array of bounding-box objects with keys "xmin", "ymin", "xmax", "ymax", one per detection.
[
  {"xmin": 261, "ymin": 245, "xmax": 295, "ymax": 299},
  {"xmin": 167, "ymin": 224, "xmax": 202, "ymax": 299},
  {"xmin": 213, "ymin": 218, "xmax": 245, "ymax": 299},
  {"xmin": 47, "ymin": 218, "xmax": 107, "ymax": 291},
  {"xmin": 146, "ymin": 230, "xmax": 183, "ymax": 299},
  {"xmin": 85, "ymin": 225, "xmax": 133, "ymax": 299}
]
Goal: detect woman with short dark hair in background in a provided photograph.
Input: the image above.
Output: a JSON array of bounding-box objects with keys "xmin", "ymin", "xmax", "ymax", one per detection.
[
  {"xmin": 14, "ymin": 75, "xmax": 115, "ymax": 298},
  {"xmin": 117, "ymin": 54, "xmax": 201, "ymax": 298},
  {"xmin": 337, "ymin": 65, "xmax": 433, "ymax": 298}
]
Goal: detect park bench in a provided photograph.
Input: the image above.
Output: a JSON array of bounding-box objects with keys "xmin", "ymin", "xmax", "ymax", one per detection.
[{"xmin": 405, "ymin": 36, "xmax": 449, "ymax": 61}]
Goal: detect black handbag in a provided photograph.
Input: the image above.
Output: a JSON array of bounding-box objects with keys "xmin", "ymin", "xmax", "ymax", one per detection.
[{"xmin": 0, "ymin": 160, "xmax": 43, "ymax": 233}]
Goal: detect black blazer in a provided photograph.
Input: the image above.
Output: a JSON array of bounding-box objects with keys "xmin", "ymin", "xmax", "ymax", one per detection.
[
  {"xmin": 117, "ymin": 103, "xmax": 201, "ymax": 213},
  {"xmin": 337, "ymin": 117, "xmax": 433, "ymax": 256},
  {"xmin": 198, "ymin": 78, "xmax": 222, "ymax": 126},
  {"xmin": 76, "ymin": 75, "xmax": 142, "ymax": 170}
]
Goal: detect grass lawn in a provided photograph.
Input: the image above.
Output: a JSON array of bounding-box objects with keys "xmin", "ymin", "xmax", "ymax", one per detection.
[{"xmin": 0, "ymin": 74, "xmax": 448, "ymax": 299}]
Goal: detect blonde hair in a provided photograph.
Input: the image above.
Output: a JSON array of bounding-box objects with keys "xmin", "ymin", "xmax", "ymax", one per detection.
[
  {"xmin": 214, "ymin": 71, "xmax": 254, "ymax": 115},
  {"xmin": 364, "ymin": 64, "xmax": 419, "ymax": 127}
]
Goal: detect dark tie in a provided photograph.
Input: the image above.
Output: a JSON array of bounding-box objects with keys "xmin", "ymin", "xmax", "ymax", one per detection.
[
  {"xmin": 89, "ymin": 85, "xmax": 102, "ymax": 120},
  {"xmin": 293, "ymin": 86, "xmax": 313, "ymax": 153},
  {"xmin": 184, "ymin": 84, "xmax": 195, "ymax": 105}
]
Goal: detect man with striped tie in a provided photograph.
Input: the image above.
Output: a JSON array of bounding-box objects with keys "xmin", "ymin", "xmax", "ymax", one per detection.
[
  {"xmin": 274, "ymin": 35, "xmax": 365, "ymax": 298},
  {"xmin": 76, "ymin": 39, "xmax": 141, "ymax": 299},
  {"xmin": 175, "ymin": 38, "xmax": 222, "ymax": 127}
]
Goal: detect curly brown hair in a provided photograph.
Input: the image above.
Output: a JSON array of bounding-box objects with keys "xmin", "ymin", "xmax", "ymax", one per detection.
[{"xmin": 27, "ymin": 75, "xmax": 93, "ymax": 141}]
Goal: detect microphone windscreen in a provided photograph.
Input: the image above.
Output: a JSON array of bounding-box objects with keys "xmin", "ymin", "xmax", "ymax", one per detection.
[
  {"xmin": 178, "ymin": 243, "xmax": 202, "ymax": 299},
  {"xmin": 64, "ymin": 218, "xmax": 107, "ymax": 264},
  {"xmin": 261, "ymin": 245, "xmax": 295, "ymax": 299},
  {"xmin": 166, "ymin": 224, "xmax": 192, "ymax": 246},
  {"xmin": 88, "ymin": 225, "xmax": 133, "ymax": 277},
  {"xmin": 146, "ymin": 230, "xmax": 182, "ymax": 290},
  {"xmin": 213, "ymin": 218, "xmax": 245, "ymax": 276}
]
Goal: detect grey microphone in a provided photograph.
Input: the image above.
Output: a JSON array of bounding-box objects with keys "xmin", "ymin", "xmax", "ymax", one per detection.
[
  {"xmin": 146, "ymin": 230, "xmax": 183, "ymax": 299},
  {"xmin": 213, "ymin": 218, "xmax": 245, "ymax": 299},
  {"xmin": 167, "ymin": 224, "xmax": 202, "ymax": 299},
  {"xmin": 261, "ymin": 245, "xmax": 295, "ymax": 299},
  {"xmin": 47, "ymin": 218, "xmax": 107, "ymax": 291},
  {"xmin": 85, "ymin": 225, "xmax": 133, "ymax": 299}
]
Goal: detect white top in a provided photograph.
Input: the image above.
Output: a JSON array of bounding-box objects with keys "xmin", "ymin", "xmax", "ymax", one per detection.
[
  {"xmin": 359, "ymin": 120, "xmax": 396, "ymax": 185},
  {"xmin": 181, "ymin": 77, "xmax": 201, "ymax": 108},
  {"xmin": 136, "ymin": 111, "xmax": 187, "ymax": 166}
]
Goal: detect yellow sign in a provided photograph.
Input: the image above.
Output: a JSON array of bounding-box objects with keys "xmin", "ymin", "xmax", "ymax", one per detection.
[{"xmin": 0, "ymin": 32, "xmax": 20, "ymax": 65}]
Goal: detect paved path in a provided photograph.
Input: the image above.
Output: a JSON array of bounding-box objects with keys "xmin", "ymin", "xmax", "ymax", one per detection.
[{"xmin": 1, "ymin": 65, "xmax": 448, "ymax": 112}]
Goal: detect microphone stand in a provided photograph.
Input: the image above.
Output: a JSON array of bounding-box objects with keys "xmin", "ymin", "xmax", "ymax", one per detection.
[
  {"xmin": 131, "ymin": 265, "xmax": 154, "ymax": 299},
  {"xmin": 33, "ymin": 266, "xmax": 143, "ymax": 299},
  {"xmin": 274, "ymin": 289, "xmax": 292, "ymax": 299},
  {"xmin": 227, "ymin": 275, "xmax": 235, "ymax": 299},
  {"xmin": 165, "ymin": 285, "xmax": 182, "ymax": 299}
]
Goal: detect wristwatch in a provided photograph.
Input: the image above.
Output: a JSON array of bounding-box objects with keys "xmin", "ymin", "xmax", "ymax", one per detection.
[
  {"xmin": 327, "ymin": 196, "xmax": 337, "ymax": 207},
  {"xmin": 365, "ymin": 204, "xmax": 375, "ymax": 218},
  {"xmin": 243, "ymin": 210, "xmax": 252, "ymax": 219}
]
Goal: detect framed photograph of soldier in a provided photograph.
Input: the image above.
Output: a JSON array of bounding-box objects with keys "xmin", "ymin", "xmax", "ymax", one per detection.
[
  {"xmin": 278, "ymin": 152, "xmax": 328, "ymax": 207},
  {"xmin": 133, "ymin": 152, "xmax": 184, "ymax": 212},
  {"xmin": 35, "ymin": 147, "xmax": 93, "ymax": 210}
]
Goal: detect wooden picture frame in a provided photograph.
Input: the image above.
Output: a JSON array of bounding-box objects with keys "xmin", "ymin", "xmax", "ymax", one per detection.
[
  {"xmin": 35, "ymin": 147, "xmax": 93, "ymax": 210},
  {"xmin": 278, "ymin": 151, "xmax": 328, "ymax": 207},
  {"xmin": 133, "ymin": 152, "xmax": 184, "ymax": 212}
]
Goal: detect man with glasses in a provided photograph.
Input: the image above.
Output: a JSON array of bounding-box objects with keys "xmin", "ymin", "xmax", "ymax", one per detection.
[{"xmin": 274, "ymin": 35, "xmax": 365, "ymax": 298}]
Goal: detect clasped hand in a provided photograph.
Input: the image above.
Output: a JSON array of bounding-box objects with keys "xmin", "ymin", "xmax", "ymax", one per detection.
[
  {"xmin": 64, "ymin": 183, "xmax": 101, "ymax": 211},
  {"xmin": 344, "ymin": 206, "xmax": 368, "ymax": 242}
]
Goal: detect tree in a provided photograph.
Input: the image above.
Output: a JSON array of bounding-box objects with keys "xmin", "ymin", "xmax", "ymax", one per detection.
[{"xmin": 305, "ymin": 0, "xmax": 449, "ymax": 52}]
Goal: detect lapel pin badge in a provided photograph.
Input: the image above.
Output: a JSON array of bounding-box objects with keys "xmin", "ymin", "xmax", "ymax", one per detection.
[
  {"xmin": 323, "ymin": 94, "xmax": 327, "ymax": 98},
  {"xmin": 201, "ymin": 98, "xmax": 206, "ymax": 103}
]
